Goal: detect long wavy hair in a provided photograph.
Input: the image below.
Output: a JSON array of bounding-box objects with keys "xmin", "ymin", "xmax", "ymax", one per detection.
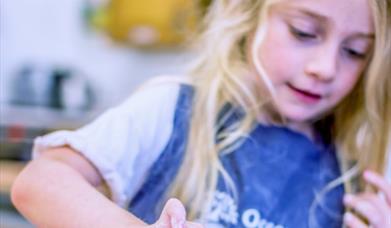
[{"xmin": 163, "ymin": 0, "xmax": 391, "ymax": 224}]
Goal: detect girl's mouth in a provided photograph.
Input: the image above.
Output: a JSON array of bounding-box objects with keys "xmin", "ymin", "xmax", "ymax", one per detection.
[{"xmin": 287, "ymin": 83, "xmax": 322, "ymax": 104}]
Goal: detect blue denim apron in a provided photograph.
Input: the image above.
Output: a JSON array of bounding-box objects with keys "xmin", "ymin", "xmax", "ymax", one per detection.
[{"xmin": 128, "ymin": 85, "xmax": 344, "ymax": 228}]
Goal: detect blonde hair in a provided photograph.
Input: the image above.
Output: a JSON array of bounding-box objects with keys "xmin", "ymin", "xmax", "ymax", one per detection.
[{"xmin": 165, "ymin": 0, "xmax": 391, "ymax": 223}]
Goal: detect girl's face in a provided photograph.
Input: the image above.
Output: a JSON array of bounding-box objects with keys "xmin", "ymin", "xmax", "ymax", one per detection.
[{"xmin": 253, "ymin": 0, "xmax": 374, "ymax": 124}]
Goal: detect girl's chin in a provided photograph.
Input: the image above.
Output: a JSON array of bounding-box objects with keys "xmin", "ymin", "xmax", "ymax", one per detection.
[
  {"xmin": 278, "ymin": 109, "xmax": 321, "ymax": 124},
  {"xmin": 270, "ymin": 101, "xmax": 328, "ymax": 124}
]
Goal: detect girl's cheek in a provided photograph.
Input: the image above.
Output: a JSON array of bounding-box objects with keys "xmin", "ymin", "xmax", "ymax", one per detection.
[{"xmin": 340, "ymin": 68, "xmax": 362, "ymax": 92}]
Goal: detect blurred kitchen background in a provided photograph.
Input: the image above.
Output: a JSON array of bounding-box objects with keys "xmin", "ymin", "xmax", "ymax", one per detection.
[{"xmin": 0, "ymin": 0, "xmax": 209, "ymax": 226}]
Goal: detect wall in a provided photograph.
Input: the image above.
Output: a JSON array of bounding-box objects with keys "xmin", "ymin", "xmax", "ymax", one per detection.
[{"xmin": 0, "ymin": 0, "xmax": 192, "ymax": 109}]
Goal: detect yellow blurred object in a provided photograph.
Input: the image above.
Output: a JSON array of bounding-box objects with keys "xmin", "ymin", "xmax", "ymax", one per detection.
[{"xmin": 106, "ymin": 0, "xmax": 199, "ymax": 47}]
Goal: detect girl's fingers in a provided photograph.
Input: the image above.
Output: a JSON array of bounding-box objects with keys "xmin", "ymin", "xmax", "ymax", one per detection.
[
  {"xmin": 343, "ymin": 212, "xmax": 368, "ymax": 228},
  {"xmin": 152, "ymin": 198, "xmax": 204, "ymax": 228},
  {"xmin": 154, "ymin": 198, "xmax": 187, "ymax": 228},
  {"xmin": 344, "ymin": 192, "xmax": 391, "ymax": 228},
  {"xmin": 344, "ymin": 194, "xmax": 385, "ymax": 227},
  {"xmin": 363, "ymin": 170, "xmax": 391, "ymax": 205}
]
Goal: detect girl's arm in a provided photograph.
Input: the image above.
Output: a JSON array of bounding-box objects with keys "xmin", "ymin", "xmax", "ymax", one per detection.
[
  {"xmin": 11, "ymin": 147, "xmax": 203, "ymax": 228},
  {"xmin": 11, "ymin": 146, "xmax": 147, "ymax": 227}
]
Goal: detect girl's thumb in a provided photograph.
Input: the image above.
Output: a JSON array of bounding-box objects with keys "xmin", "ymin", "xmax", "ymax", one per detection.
[{"xmin": 155, "ymin": 198, "xmax": 186, "ymax": 228}]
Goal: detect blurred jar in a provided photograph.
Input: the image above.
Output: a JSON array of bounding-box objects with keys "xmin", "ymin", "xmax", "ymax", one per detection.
[{"xmin": 11, "ymin": 64, "xmax": 94, "ymax": 112}]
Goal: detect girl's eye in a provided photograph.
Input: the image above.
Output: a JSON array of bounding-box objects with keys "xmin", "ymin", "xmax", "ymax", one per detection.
[
  {"xmin": 344, "ymin": 48, "xmax": 367, "ymax": 59},
  {"xmin": 290, "ymin": 26, "xmax": 317, "ymax": 40}
]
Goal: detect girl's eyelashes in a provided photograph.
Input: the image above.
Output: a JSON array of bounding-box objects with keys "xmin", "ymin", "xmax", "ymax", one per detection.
[
  {"xmin": 289, "ymin": 25, "xmax": 318, "ymax": 41},
  {"xmin": 286, "ymin": 20, "xmax": 370, "ymax": 60},
  {"xmin": 343, "ymin": 47, "xmax": 367, "ymax": 60},
  {"xmin": 288, "ymin": 24, "xmax": 369, "ymax": 60}
]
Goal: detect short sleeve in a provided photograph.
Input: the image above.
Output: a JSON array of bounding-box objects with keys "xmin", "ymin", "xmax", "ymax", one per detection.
[{"xmin": 33, "ymin": 82, "xmax": 181, "ymax": 207}]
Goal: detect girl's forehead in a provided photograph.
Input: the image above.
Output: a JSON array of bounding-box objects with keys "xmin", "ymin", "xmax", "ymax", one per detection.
[{"xmin": 270, "ymin": 0, "xmax": 374, "ymax": 34}]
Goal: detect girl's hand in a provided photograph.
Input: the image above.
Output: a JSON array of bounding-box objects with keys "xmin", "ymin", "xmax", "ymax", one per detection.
[
  {"xmin": 149, "ymin": 198, "xmax": 204, "ymax": 228},
  {"xmin": 343, "ymin": 170, "xmax": 391, "ymax": 228}
]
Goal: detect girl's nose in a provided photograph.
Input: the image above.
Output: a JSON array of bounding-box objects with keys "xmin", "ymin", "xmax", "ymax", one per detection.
[{"xmin": 304, "ymin": 44, "xmax": 339, "ymax": 82}]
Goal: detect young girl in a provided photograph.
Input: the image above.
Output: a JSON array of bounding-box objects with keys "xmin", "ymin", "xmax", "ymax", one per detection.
[{"xmin": 11, "ymin": 0, "xmax": 391, "ymax": 227}]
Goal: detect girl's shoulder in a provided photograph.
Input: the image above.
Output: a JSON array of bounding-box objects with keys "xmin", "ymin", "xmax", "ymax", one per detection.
[
  {"xmin": 120, "ymin": 75, "xmax": 188, "ymax": 111},
  {"xmin": 114, "ymin": 75, "xmax": 194, "ymax": 120}
]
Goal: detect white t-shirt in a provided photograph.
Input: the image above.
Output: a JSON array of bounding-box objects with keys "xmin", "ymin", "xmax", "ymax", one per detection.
[{"xmin": 33, "ymin": 82, "xmax": 181, "ymax": 207}]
